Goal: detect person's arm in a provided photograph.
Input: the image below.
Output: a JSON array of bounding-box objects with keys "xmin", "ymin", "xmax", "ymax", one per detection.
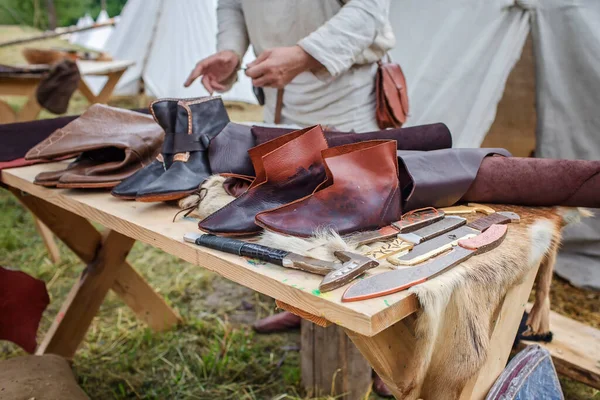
[
  {"xmin": 216, "ymin": 0, "xmax": 250, "ymax": 61},
  {"xmin": 298, "ymin": 0, "xmax": 390, "ymax": 78},
  {"xmin": 184, "ymin": 0, "xmax": 249, "ymax": 92}
]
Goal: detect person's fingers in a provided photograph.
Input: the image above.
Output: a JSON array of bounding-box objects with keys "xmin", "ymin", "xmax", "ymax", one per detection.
[
  {"xmin": 201, "ymin": 75, "xmax": 214, "ymax": 94},
  {"xmin": 247, "ymin": 50, "xmax": 270, "ymax": 68},
  {"xmin": 245, "ymin": 61, "xmax": 270, "ymax": 79},
  {"xmin": 184, "ymin": 62, "xmax": 205, "ymax": 87},
  {"xmin": 210, "ymin": 78, "xmax": 227, "ymax": 92},
  {"xmin": 252, "ymin": 75, "xmax": 275, "ymax": 88}
]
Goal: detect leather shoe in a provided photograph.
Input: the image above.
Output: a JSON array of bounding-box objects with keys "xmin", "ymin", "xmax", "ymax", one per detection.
[{"xmin": 252, "ymin": 311, "xmax": 301, "ymax": 334}]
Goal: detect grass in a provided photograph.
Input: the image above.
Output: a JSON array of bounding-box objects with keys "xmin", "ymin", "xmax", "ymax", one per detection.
[{"xmin": 1, "ymin": 24, "xmax": 599, "ymax": 400}]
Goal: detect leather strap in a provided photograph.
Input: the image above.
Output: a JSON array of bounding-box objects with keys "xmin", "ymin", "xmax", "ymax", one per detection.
[
  {"xmin": 274, "ymin": 88, "xmax": 284, "ymax": 125},
  {"xmin": 172, "ymin": 132, "xmax": 211, "ymax": 153}
]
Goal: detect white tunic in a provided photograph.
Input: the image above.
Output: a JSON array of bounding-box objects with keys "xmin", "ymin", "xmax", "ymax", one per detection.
[{"xmin": 216, "ymin": 0, "xmax": 392, "ymax": 132}]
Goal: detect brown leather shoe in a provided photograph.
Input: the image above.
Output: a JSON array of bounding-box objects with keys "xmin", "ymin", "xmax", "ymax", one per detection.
[
  {"xmin": 373, "ymin": 373, "xmax": 394, "ymax": 398},
  {"xmin": 198, "ymin": 125, "xmax": 328, "ymax": 236},
  {"xmin": 255, "ymin": 140, "xmax": 401, "ymax": 237},
  {"xmin": 252, "ymin": 311, "xmax": 301, "ymax": 334}
]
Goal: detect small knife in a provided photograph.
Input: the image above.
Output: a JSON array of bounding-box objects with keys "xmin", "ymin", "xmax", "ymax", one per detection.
[
  {"xmin": 183, "ymin": 233, "xmax": 379, "ymax": 292},
  {"xmin": 351, "ymin": 208, "xmax": 445, "ymax": 246},
  {"xmin": 361, "ymin": 216, "xmax": 467, "ymax": 260},
  {"xmin": 388, "ymin": 212, "xmax": 518, "ymax": 266},
  {"xmin": 342, "ymin": 224, "xmax": 509, "ymax": 302}
]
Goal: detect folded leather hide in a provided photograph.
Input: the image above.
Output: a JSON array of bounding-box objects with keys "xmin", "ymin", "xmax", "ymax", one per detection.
[
  {"xmin": 462, "ymin": 157, "xmax": 600, "ymax": 208},
  {"xmin": 0, "ymin": 266, "xmax": 50, "ymax": 353},
  {"xmin": 36, "ymin": 59, "xmax": 81, "ymax": 115},
  {"xmin": 397, "ymin": 148, "xmax": 512, "ymax": 211},
  {"xmin": 25, "ymin": 104, "xmax": 163, "ymax": 188}
]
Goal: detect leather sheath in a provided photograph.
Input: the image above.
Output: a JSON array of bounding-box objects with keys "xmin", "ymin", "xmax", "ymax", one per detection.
[
  {"xmin": 462, "ymin": 157, "xmax": 600, "ymax": 208},
  {"xmin": 256, "ymin": 140, "xmax": 401, "ymax": 237},
  {"xmin": 25, "ymin": 104, "xmax": 163, "ymax": 188},
  {"xmin": 396, "ymin": 148, "xmax": 512, "ymax": 211},
  {"xmin": 198, "ymin": 125, "xmax": 328, "ymax": 236}
]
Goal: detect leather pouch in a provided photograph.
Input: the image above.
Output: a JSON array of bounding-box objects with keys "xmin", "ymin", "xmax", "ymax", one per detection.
[
  {"xmin": 25, "ymin": 104, "xmax": 163, "ymax": 188},
  {"xmin": 376, "ymin": 61, "xmax": 410, "ymax": 129}
]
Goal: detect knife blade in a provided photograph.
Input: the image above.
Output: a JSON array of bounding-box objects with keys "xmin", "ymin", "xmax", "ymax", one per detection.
[
  {"xmin": 440, "ymin": 203, "xmax": 496, "ymax": 215},
  {"xmin": 360, "ymin": 216, "xmax": 467, "ymax": 260},
  {"xmin": 351, "ymin": 208, "xmax": 444, "ymax": 246},
  {"xmin": 342, "ymin": 224, "xmax": 508, "ymax": 302},
  {"xmin": 388, "ymin": 212, "xmax": 516, "ymax": 266}
]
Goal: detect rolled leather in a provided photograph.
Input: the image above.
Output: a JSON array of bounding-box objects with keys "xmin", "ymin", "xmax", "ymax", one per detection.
[
  {"xmin": 252, "ymin": 123, "xmax": 452, "ymax": 150},
  {"xmin": 25, "ymin": 104, "xmax": 163, "ymax": 188},
  {"xmin": 462, "ymin": 157, "xmax": 600, "ymax": 208}
]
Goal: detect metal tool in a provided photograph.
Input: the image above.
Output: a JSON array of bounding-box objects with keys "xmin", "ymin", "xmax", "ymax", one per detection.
[
  {"xmin": 388, "ymin": 212, "xmax": 519, "ymax": 266},
  {"xmin": 361, "ymin": 216, "xmax": 466, "ymax": 260},
  {"xmin": 350, "ymin": 208, "xmax": 445, "ymax": 246},
  {"xmin": 183, "ymin": 233, "xmax": 378, "ymax": 292},
  {"xmin": 440, "ymin": 203, "xmax": 496, "ymax": 215},
  {"xmin": 342, "ymin": 224, "xmax": 509, "ymax": 302}
]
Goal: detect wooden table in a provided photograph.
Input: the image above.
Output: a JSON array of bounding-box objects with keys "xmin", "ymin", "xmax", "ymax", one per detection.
[
  {"xmin": 0, "ymin": 60, "xmax": 134, "ymax": 123},
  {"xmin": 1, "ymin": 162, "xmax": 546, "ymax": 400}
]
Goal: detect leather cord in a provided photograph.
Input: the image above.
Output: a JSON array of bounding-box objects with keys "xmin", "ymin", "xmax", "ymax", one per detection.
[{"xmin": 274, "ymin": 88, "xmax": 284, "ymax": 124}]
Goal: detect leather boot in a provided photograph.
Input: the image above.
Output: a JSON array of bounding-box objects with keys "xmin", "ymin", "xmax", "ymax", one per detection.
[
  {"xmin": 373, "ymin": 373, "xmax": 394, "ymax": 398},
  {"xmin": 111, "ymin": 99, "xmax": 178, "ymax": 199},
  {"xmin": 252, "ymin": 311, "xmax": 301, "ymax": 334},
  {"xmin": 136, "ymin": 97, "xmax": 230, "ymax": 202},
  {"xmin": 255, "ymin": 140, "xmax": 401, "ymax": 237},
  {"xmin": 198, "ymin": 125, "xmax": 328, "ymax": 236}
]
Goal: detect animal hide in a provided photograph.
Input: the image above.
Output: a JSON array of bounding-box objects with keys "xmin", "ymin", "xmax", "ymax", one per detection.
[
  {"xmin": 259, "ymin": 207, "xmax": 585, "ymax": 399},
  {"xmin": 178, "ymin": 175, "xmax": 236, "ymax": 220},
  {"xmin": 180, "ymin": 175, "xmax": 585, "ymax": 399}
]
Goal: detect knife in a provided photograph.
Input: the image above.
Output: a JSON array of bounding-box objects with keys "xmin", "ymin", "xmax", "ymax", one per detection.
[
  {"xmin": 440, "ymin": 203, "xmax": 495, "ymax": 215},
  {"xmin": 342, "ymin": 224, "xmax": 508, "ymax": 302},
  {"xmin": 183, "ymin": 233, "xmax": 379, "ymax": 292},
  {"xmin": 388, "ymin": 212, "xmax": 518, "ymax": 266},
  {"xmin": 350, "ymin": 208, "xmax": 445, "ymax": 246},
  {"xmin": 361, "ymin": 216, "xmax": 467, "ymax": 260}
]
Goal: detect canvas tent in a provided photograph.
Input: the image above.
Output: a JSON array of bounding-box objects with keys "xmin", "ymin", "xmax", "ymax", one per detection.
[{"xmin": 104, "ymin": 0, "xmax": 256, "ymax": 104}]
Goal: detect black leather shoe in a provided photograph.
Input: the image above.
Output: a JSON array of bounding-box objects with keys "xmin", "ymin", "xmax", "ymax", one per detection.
[
  {"xmin": 111, "ymin": 99, "xmax": 179, "ymax": 199},
  {"xmin": 136, "ymin": 97, "xmax": 230, "ymax": 202}
]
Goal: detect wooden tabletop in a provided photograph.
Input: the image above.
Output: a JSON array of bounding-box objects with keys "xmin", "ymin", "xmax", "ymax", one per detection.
[
  {"xmin": 2, "ymin": 162, "xmax": 419, "ymax": 337},
  {"xmin": 77, "ymin": 60, "xmax": 135, "ymax": 76}
]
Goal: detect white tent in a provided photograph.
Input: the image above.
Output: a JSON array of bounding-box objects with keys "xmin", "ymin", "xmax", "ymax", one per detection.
[
  {"xmin": 83, "ymin": 9, "xmax": 114, "ymax": 51},
  {"xmin": 105, "ymin": 0, "xmax": 256, "ymax": 104},
  {"xmin": 69, "ymin": 13, "xmax": 94, "ymax": 47}
]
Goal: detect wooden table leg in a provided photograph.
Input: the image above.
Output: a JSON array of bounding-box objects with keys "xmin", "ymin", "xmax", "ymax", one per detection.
[
  {"xmin": 16, "ymin": 94, "xmax": 42, "ymax": 122},
  {"xmin": 33, "ymin": 217, "xmax": 61, "ymax": 263},
  {"xmin": 345, "ymin": 261, "xmax": 541, "ymax": 400},
  {"xmin": 79, "ymin": 70, "xmax": 125, "ymax": 104},
  {"xmin": 10, "ymin": 189, "xmax": 181, "ymax": 339},
  {"xmin": 36, "ymin": 229, "xmax": 135, "ymax": 358},
  {"xmin": 0, "ymin": 99, "xmax": 17, "ymax": 123}
]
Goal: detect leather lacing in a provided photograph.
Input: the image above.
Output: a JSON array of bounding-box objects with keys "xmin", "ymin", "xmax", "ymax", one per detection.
[{"xmin": 172, "ymin": 187, "xmax": 207, "ymax": 222}]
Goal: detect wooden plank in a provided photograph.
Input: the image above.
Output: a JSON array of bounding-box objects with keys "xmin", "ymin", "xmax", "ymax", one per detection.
[
  {"xmin": 2, "ymin": 163, "xmax": 419, "ymax": 337},
  {"xmin": 518, "ymin": 305, "xmax": 600, "ymax": 390},
  {"xmin": 459, "ymin": 253, "xmax": 543, "ymax": 399},
  {"xmin": 10, "ymin": 187, "xmax": 181, "ymax": 332},
  {"xmin": 36, "ymin": 230, "xmax": 135, "ymax": 358},
  {"xmin": 112, "ymin": 263, "xmax": 181, "ymax": 332},
  {"xmin": 276, "ymin": 300, "xmax": 332, "ymax": 327},
  {"xmin": 301, "ymin": 320, "xmax": 372, "ymax": 399},
  {"xmin": 33, "ymin": 217, "xmax": 61, "ymax": 263},
  {"xmin": 77, "ymin": 60, "xmax": 135, "ymax": 76}
]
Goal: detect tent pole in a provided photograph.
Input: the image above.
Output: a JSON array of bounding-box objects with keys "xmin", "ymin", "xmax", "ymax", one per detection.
[{"xmin": 139, "ymin": 0, "xmax": 165, "ymax": 100}]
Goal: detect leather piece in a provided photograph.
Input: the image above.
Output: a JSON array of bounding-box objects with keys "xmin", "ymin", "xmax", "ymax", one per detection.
[
  {"xmin": 462, "ymin": 157, "xmax": 600, "ymax": 207},
  {"xmin": 252, "ymin": 123, "xmax": 451, "ymax": 150},
  {"xmin": 397, "ymin": 148, "xmax": 512, "ymax": 211},
  {"xmin": 0, "ymin": 266, "xmax": 49, "ymax": 353},
  {"xmin": 198, "ymin": 125, "xmax": 328, "ymax": 236},
  {"xmin": 111, "ymin": 158, "xmax": 168, "ymax": 199},
  {"xmin": 36, "ymin": 59, "xmax": 81, "ymax": 115},
  {"xmin": 25, "ymin": 104, "xmax": 163, "ymax": 188},
  {"xmin": 252, "ymin": 311, "xmax": 301, "ymax": 333},
  {"xmin": 256, "ymin": 140, "xmax": 401, "ymax": 238},
  {"xmin": 208, "ymin": 122, "xmax": 255, "ymax": 176},
  {"xmin": 136, "ymin": 97, "xmax": 230, "ymax": 201}
]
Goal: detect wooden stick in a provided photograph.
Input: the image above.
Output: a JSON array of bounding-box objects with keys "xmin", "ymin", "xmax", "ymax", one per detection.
[{"xmin": 0, "ymin": 20, "xmax": 116, "ymax": 48}]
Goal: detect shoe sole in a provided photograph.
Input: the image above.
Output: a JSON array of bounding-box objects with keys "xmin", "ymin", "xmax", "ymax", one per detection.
[{"xmin": 135, "ymin": 189, "xmax": 197, "ymax": 203}]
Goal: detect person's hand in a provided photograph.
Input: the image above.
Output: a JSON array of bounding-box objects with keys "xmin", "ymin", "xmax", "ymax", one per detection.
[
  {"xmin": 184, "ymin": 50, "xmax": 240, "ymax": 93},
  {"xmin": 245, "ymin": 45, "xmax": 321, "ymax": 88}
]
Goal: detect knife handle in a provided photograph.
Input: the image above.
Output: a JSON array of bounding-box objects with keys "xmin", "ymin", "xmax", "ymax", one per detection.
[
  {"xmin": 458, "ymin": 224, "xmax": 508, "ymax": 253},
  {"xmin": 194, "ymin": 234, "xmax": 287, "ymax": 266},
  {"xmin": 466, "ymin": 212, "xmax": 511, "ymax": 232}
]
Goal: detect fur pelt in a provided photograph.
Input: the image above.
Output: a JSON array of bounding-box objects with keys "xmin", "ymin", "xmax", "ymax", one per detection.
[
  {"xmin": 260, "ymin": 207, "xmax": 587, "ymax": 400},
  {"xmin": 178, "ymin": 175, "xmax": 236, "ymax": 220},
  {"xmin": 180, "ymin": 177, "xmax": 586, "ymax": 399}
]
